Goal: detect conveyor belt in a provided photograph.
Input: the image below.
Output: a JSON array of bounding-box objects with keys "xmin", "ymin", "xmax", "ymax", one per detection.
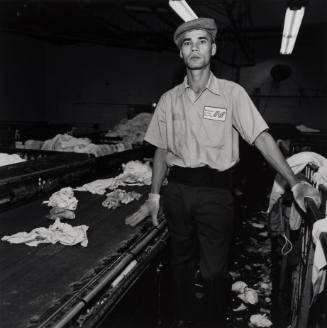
[
  {"xmin": 0, "ymin": 185, "xmax": 166, "ymax": 328},
  {"xmin": 0, "ymin": 145, "xmax": 154, "ymax": 211}
]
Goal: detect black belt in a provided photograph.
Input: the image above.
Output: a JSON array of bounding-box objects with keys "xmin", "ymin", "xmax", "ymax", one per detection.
[{"xmin": 168, "ymin": 165, "xmax": 232, "ymax": 189}]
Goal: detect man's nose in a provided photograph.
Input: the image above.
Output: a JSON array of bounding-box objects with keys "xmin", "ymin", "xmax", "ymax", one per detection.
[{"xmin": 191, "ymin": 42, "xmax": 199, "ymax": 51}]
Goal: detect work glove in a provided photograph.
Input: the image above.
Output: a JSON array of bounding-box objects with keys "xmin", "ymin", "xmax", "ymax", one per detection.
[
  {"xmin": 291, "ymin": 181, "xmax": 321, "ymax": 212},
  {"xmin": 125, "ymin": 193, "xmax": 160, "ymax": 227}
]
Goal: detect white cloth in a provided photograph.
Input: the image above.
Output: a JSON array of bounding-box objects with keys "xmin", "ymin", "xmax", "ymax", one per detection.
[
  {"xmin": 312, "ymin": 217, "xmax": 327, "ymax": 298},
  {"xmin": 296, "ymin": 124, "xmax": 320, "ymax": 133},
  {"xmin": 75, "ymin": 178, "xmax": 121, "ymax": 195},
  {"xmin": 249, "ymin": 314, "xmax": 272, "ymax": 327},
  {"xmin": 312, "ymin": 166, "xmax": 327, "ymax": 187},
  {"xmin": 43, "ymin": 187, "xmax": 78, "ymax": 210},
  {"xmin": 119, "ymin": 160, "xmax": 152, "ymax": 185},
  {"xmin": 105, "ymin": 112, "xmax": 153, "ymax": 145},
  {"xmin": 76, "ymin": 160, "xmax": 152, "ymax": 194},
  {"xmin": 1, "ymin": 218, "xmax": 89, "ymax": 247},
  {"xmin": 268, "ymin": 152, "xmax": 327, "ymax": 212},
  {"xmin": 102, "ymin": 189, "xmax": 142, "ymax": 210},
  {"xmin": 237, "ymin": 287, "xmax": 258, "ymax": 305},
  {"xmin": 41, "ymin": 134, "xmax": 91, "ymax": 152},
  {"xmin": 24, "ymin": 139, "xmax": 44, "ymax": 150},
  {"xmin": 40, "ymin": 133, "xmax": 127, "ymax": 157},
  {"xmin": 0, "ymin": 153, "xmax": 26, "ymax": 167}
]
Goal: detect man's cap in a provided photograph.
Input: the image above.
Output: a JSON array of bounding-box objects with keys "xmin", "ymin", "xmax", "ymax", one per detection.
[{"xmin": 173, "ymin": 17, "xmax": 217, "ymax": 48}]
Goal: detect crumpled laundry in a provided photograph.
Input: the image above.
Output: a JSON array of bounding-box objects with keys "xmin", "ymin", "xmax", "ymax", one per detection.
[
  {"xmin": 233, "ymin": 303, "xmax": 247, "ymax": 312},
  {"xmin": 296, "ymin": 124, "xmax": 320, "ymax": 133},
  {"xmin": 41, "ymin": 134, "xmax": 91, "ymax": 151},
  {"xmin": 1, "ymin": 218, "xmax": 88, "ymax": 247},
  {"xmin": 232, "ymin": 281, "xmax": 258, "ymax": 305},
  {"xmin": 43, "ymin": 187, "xmax": 78, "ymax": 211},
  {"xmin": 249, "ymin": 314, "xmax": 272, "ymax": 327},
  {"xmin": 41, "ymin": 133, "xmax": 129, "ymax": 157},
  {"xmin": 312, "ymin": 217, "xmax": 327, "ymax": 298},
  {"xmin": 231, "ymin": 281, "xmax": 248, "ymax": 294},
  {"xmin": 268, "ymin": 152, "xmax": 326, "ymax": 232},
  {"xmin": 105, "ymin": 112, "xmax": 153, "ymax": 145},
  {"xmin": 47, "ymin": 207, "xmax": 75, "ymax": 220},
  {"xmin": 72, "ymin": 142, "xmax": 130, "ymax": 157},
  {"xmin": 75, "ymin": 178, "xmax": 120, "ymax": 195},
  {"xmin": 313, "ymin": 166, "xmax": 327, "ymax": 187},
  {"xmin": 24, "ymin": 139, "xmax": 44, "ymax": 150},
  {"xmin": 102, "ymin": 189, "xmax": 142, "ymax": 210},
  {"xmin": 76, "ymin": 161, "xmax": 152, "ymax": 194},
  {"xmin": 118, "ymin": 160, "xmax": 152, "ymax": 185},
  {"xmin": 268, "ymin": 151, "xmax": 327, "ymax": 213},
  {"xmin": 0, "ymin": 153, "xmax": 26, "ymax": 167},
  {"xmin": 237, "ymin": 287, "xmax": 258, "ymax": 305}
]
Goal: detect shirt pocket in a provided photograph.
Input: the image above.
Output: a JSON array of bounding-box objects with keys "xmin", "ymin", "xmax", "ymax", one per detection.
[{"xmin": 201, "ymin": 119, "xmax": 226, "ymax": 148}]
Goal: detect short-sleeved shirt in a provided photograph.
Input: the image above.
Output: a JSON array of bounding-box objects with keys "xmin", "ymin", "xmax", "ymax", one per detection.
[{"xmin": 144, "ymin": 72, "xmax": 268, "ymax": 171}]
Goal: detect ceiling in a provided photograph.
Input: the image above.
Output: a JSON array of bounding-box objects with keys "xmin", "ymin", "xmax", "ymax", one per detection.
[{"xmin": 0, "ymin": 0, "xmax": 326, "ymax": 66}]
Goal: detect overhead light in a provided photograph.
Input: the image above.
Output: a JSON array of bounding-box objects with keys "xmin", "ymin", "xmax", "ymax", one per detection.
[
  {"xmin": 280, "ymin": 6, "xmax": 305, "ymax": 55},
  {"xmin": 168, "ymin": 0, "xmax": 198, "ymax": 22}
]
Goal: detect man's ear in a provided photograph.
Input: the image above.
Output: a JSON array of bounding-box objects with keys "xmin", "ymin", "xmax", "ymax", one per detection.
[
  {"xmin": 179, "ymin": 49, "xmax": 183, "ymax": 58},
  {"xmin": 211, "ymin": 42, "xmax": 217, "ymax": 56}
]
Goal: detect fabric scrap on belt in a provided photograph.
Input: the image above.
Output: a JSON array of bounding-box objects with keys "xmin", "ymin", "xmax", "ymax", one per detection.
[
  {"xmin": 76, "ymin": 160, "xmax": 152, "ymax": 194},
  {"xmin": 119, "ymin": 160, "xmax": 152, "ymax": 185},
  {"xmin": 0, "ymin": 153, "xmax": 26, "ymax": 167},
  {"xmin": 1, "ymin": 218, "xmax": 89, "ymax": 247},
  {"xmin": 75, "ymin": 178, "xmax": 121, "ymax": 195},
  {"xmin": 43, "ymin": 187, "xmax": 78, "ymax": 211},
  {"xmin": 102, "ymin": 189, "xmax": 142, "ymax": 210},
  {"xmin": 40, "ymin": 133, "xmax": 130, "ymax": 157},
  {"xmin": 47, "ymin": 207, "xmax": 75, "ymax": 220},
  {"xmin": 105, "ymin": 112, "xmax": 153, "ymax": 145}
]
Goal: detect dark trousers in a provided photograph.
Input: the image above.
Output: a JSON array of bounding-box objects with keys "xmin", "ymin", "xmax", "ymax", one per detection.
[{"xmin": 163, "ymin": 179, "xmax": 234, "ymax": 325}]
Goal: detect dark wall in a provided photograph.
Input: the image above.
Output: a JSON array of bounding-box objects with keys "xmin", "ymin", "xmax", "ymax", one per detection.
[
  {"xmin": 0, "ymin": 33, "xmax": 45, "ymax": 121},
  {"xmin": 239, "ymin": 37, "xmax": 327, "ymax": 129},
  {"xmin": 45, "ymin": 45, "xmax": 187, "ymax": 130},
  {"xmin": 0, "ymin": 30, "xmax": 325, "ymax": 131}
]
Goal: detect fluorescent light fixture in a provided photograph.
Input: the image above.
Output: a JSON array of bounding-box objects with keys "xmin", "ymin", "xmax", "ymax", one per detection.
[
  {"xmin": 168, "ymin": 0, "xmax": 198, "ymax": 22},
  {"xmin": 280, "ymin": 7, "xmax": 305, "ymax": 55}
]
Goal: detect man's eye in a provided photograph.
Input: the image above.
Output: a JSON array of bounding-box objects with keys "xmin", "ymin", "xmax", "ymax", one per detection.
[
  {"xmin": 200, "ymin": 39, "xmax": 207, "ymax": 44},
  {"xmin": 183, "ymin": 41, "xmax": 191, "ymax": 46}
]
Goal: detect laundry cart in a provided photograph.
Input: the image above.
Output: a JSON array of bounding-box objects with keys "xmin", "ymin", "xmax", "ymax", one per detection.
[{"xmin": 270, "ymin": 163, "xmax": 326, "ymax": 328}]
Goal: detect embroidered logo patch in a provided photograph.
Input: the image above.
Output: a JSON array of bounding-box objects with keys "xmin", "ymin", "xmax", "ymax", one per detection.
[{"xmin": 203, "ymin": 106, "xmax": 227, "ymax": 121}]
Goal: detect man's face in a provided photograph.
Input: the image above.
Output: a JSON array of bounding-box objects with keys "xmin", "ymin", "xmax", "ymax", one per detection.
[{"xmin": 179, "ymin": 29, "xmax": 216, "ymax": 70}]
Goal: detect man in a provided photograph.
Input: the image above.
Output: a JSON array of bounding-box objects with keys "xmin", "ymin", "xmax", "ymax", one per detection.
[{"xmin": 126, "ymin": 18, "xmax": 320, "ymax": 328}]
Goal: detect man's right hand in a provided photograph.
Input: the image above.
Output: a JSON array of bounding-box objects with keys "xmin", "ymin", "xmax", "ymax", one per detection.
[{"xmin": 125, "ymin": 193, "xmax": 160, "ymax": 227}]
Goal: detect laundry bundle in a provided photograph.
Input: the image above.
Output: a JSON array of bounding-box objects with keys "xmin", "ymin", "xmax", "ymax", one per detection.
[
  {"xmin": 231, "ymin": 280, "xmax": 259, "ymax": 305},
  {"xmin": 43, "ymin": 187, "xmax": 78, "ymax": 220},
  {"xmin": 249, "ymin": 314, "xmax": 272, "ymax": 327},
  {"xmin": 0, "ymin": 153, "xmax": 26, "ymax": 167},
  {"xmin": 105, "ymin": 112, "xmax": 153, "ymax": 145},
  {"xmin": 1, "ymin": 218, "xmax": 89, "ymax": 247},
  {"xmin": 76, "ymin": 160, "xmax": 152, "ymax": 195},
  {"xmin": 39, "ymin": 133, "xmax": 128, "ymax": 157},
  {"xmin": 102, "ymin": 189, "xmax": 142, "ymax": 210}
]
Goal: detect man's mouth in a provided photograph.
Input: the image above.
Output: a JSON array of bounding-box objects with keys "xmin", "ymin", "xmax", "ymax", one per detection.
[{"xmin": 189, "ymin": 55, "xmax": 201, "ymax": 60}]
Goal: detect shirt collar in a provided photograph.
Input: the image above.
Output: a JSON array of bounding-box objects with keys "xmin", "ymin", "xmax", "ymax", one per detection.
[{"xmin": 177, "ymin": 72, "xmax": 221, "ymax": 97}]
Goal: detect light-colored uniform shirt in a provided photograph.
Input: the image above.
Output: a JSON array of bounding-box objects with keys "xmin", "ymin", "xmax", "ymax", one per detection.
[{"xmin": 144, "ymin": 73, "xmax": 268, "ymax": 171}]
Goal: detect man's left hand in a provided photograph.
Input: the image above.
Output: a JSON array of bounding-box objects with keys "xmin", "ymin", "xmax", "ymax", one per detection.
[{"xmin": 291, "ymin": 181, "xmax": 321, "ymax": 212}]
